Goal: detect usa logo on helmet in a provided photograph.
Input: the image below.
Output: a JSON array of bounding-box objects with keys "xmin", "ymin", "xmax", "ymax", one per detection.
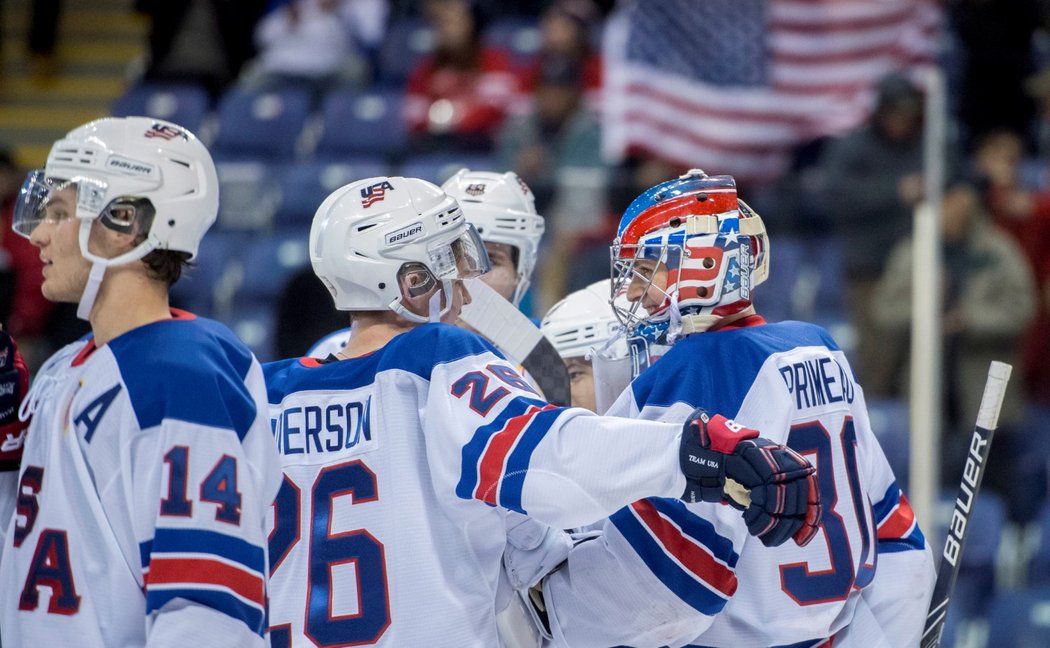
[
  {"xmin": 361, "ymin": 181, "xmax": 394, "ymax": 208},
  {"xmin": 465, "ymin": 183, "xmax": 486, "ymax": 196},
  {"xmin": 144, "ymin": 123, "xmax": 187, "ymax": 141}
]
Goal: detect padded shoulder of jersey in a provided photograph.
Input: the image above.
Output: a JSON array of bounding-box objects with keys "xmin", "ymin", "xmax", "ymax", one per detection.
[
  {"xmin": 630, "ymin": 320, "xmax": 841, "ymax": 415},
  {"xmin": 107, "ymin": 316, "xmax": 258, "ymax": 440},
  {"xmin": 263, "ymin": 323, "xmax": 504, "ymax": 402}
]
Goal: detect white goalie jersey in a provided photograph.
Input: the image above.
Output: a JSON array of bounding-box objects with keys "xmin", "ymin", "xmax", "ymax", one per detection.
[
  {"xmin": 0, "ymin": 312, "xmax": 282, "ymax": 648},
  {"xmin": 262, "ymin": 323, "xmax": 689, "ymax": 647},
  {"xmin": 540, "ymin": 319, "xmax": 935, "ymax": 648}
]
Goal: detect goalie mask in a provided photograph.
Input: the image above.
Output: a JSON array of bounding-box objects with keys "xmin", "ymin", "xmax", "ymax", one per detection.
[
  {"xmin": 12, "ymin": 116, "xmax": 219, "ymax": 319},
  {"xmin": 443, "ymin": 169, "xmax": 545, "ymax": 306},
  {"xmin": 310, "ymin": 176, "xmax": 490, "ymax": 323},
  {"xmin": 611, "ymin": 169, "xmax": 768, "ymax": 342}
]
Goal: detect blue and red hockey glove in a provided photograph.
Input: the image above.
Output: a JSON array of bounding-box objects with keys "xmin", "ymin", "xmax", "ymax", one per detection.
[
  {"xmin": 680, "ymin": 409, "xmax": 822, "ymax": 548},
  {"xmin": 0, "ymin": 331, "xmax": 29, "ymax": 472}
]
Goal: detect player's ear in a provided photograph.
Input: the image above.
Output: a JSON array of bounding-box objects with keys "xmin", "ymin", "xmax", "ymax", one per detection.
[{"xmin": 396, "ymin": 262, "xmax": 448, "ymax": 317}]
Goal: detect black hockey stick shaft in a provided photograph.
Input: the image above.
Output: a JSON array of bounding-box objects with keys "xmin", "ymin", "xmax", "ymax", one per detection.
[{"xmin": 920, "ymin": 361, "xmax": 1012, "ymax": 648}]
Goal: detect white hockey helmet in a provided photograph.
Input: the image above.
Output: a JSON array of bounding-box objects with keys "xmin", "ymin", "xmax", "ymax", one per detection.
[
  {"xmin": 442, "ymin": 169, "xmax": 545, "ymax": 306},
  {"xmin": 541, "ymin": 279, "xmax": 626, "ymax": 360},
  {"xmin": 13, "ymin": 116, "xmax": 219, "ymax": 318},
  {"xmin": 310, "ymin": 176, "xmax": 490, "ymax": 323}
]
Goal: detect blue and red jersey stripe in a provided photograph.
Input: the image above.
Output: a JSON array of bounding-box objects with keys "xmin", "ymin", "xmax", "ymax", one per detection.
[
  {"xmin": 872, "ymin": 483, "xmax": 925, "ymax": 553},
  {"xmin": 140, "ymin": 528, "xmax": 267, "ymax": 635},
  {"xmin": 611, "ymin": 497, "xmax": 739, "ymax": 615}
]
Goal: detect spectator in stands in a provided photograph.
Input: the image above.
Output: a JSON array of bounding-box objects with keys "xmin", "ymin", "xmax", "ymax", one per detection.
[
  {"xmin": 522, "ymin": 0, "xmax": 602, "ymax": 103},
  {"xmin": 973, "ymin": 129, "xmax": 1050, "ymax": 404},
  {"xmin": 1026, "ymin": 65, "xmax": 1050, "ymax": 159},
  {"xmin": 871, "ymin": 175, "xmax": 1038, "ymax": 520},
  {"xmin": 0, "ymin": 150, "xmax": 18, "ymax": 326},
  {"xmin": 404, "ymin": 0, "xmax": 518, "ymax": 152},
  {"xmin": 820, "ymin": 73, "xmax": 927, "ymax": 394},
  {"xmin": 136, "ymin": 0, "xmax": 268, "ymax": 97},
  {"xmin": 499, "ymin": 55, "xmax": 607, "ymax": 312},
  {"xmin": 950, "ymin": 0, "xmax": 1039, "ymax": 147},
  {"xmin": 240, "ymin": 0, "xmax": 384, "ymax": 105}
]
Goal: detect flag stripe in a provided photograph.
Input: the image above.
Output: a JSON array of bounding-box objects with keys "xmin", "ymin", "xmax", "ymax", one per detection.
[{"xmin": 604, "ymin": 0, "xmax": 940, "ymax": 181}]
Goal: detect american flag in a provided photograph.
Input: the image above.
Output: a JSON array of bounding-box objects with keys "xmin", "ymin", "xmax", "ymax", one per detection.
[
  {"xmin": 361, "ymin": 180, "xmax": 393, "ymax": 208},
  {"xmin": 144, "ymin": 123, "xmax": 187, "ymax": 141},
  {"xmin": 602, "ymin": 0, "xmax": 941, "ymax": 183}
]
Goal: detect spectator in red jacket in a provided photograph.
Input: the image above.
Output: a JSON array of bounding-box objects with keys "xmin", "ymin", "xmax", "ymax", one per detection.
[
  {"xmin": 521, "ymin": 0, "xmax": 603, "ymax": 107},
  {"xmin": 404, "ymin": 0, "xmax": 518, "ymax": 152},
  {"xmin": 973, "ymin": 129, "xmax": 1050, "ymax": 404}
]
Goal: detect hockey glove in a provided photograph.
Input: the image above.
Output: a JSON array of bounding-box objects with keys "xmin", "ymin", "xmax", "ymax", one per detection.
[
  {"xmin": 0, "ymin": 330, "xmax": 28, "ymax": 472},
  {"xmin": 680, "ymin": 409, "xmax": 821, "ymax": 548}
]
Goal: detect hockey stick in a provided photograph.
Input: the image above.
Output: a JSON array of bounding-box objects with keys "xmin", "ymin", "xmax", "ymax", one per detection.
[
  {"xmin": 920, "ymin": 360, "xmax": 1012, "ymax": 648},
  {"xmin": 459, "ymin": 278, "xmax": 571, "ymax": 407}
]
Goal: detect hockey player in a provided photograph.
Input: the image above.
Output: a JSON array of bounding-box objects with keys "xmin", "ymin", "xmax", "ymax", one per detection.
[
  {"xmin": 0, "ymin": 117, "xmax": 282, "ymax": 647},
  {"xmin": 530, "ymin": 170, "xmax": 935, "ymax": 647},
  {"xmin": 540, "ymin": 279, "xmax": 627, "ymax": 412},
  {"xmin": 444, "ymin": 168, "xmax": 545, "ymax": 308},
  {"xmin": 262, "ymin": 175, "xmax": 820, "ymax": 646}
]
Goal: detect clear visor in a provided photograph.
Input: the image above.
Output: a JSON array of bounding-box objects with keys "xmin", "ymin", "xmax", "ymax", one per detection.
[
  {"xmin": 12, "ymin": 170, "xmax": 109, "ymax": 239},
  {"xmin": 426, "ymin": 224, "xmax": 491, "ymax": 281}
]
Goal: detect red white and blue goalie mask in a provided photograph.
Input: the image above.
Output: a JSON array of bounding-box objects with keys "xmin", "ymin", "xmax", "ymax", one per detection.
[{"xmin": 611, "ymin": 170, "xmax": 769, "ymax": 341}]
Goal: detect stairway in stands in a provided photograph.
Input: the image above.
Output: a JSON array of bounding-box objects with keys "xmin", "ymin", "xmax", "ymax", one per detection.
[{"xmin": 0, "ymin": 0, "xmax": 144, "ymax": 167}]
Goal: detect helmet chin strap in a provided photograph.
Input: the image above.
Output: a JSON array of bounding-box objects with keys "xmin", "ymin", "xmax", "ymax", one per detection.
[
  {"xmin": 76, "ymin": 261, "xmax": 107, "ymax": 321},
  {"xmin": 75, "ymin": 219, "xmax": 156, "ymax": 322},
  {"xmin": 679, "ymin": 311, "xmax": 720, "ymax": 336},
  {"xmin": 428, "ymin": 289, "xmax": 443, "ymax": 323}
]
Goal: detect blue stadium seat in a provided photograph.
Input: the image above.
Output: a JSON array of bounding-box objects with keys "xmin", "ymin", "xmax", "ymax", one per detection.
[
  {"xmin": 215, "ymin": 162, "xmax": 281, "ymax": 231},
  {"xmin": 170, "ymin": 230, "xmax": 241, "ymax": 317},
  {"xmin": 865, "ymin": 398, "xmax": 910, "ymax": 489},
  {"xmin": 934, "ymin": 491, "xmax": 1006, "ymax": 621},
  {"xmin": 483, "ymin": 17, "xmax": 542, "ymax": 70},
  {"xmin": 211, "ymin": 89, "xmax": 312, "ymax": 161},
  {"xmin": 225, "ymin": 303, "xmax": 277, "ymax": 363},
  {"xmin": 1020, "ymin": 157, "xmax": 1050, "ymax": 191},
  {"xmin": 1010, "ymin": 402, "xmax": 1050, "ymax": 524},
  {"xmin": 377, "ymin": 19, "xmax": 434, "ymax": 86},
  {"xmin": 110, "ymin": 83, "xmax": 211, "ymax": 134},
  {"xmin": 753, "ymin": 235, "xmax": 802, "ymax": 323},
  {"xmin": 399, "ymin": 152, "xmax": 497, "ymax": 185},
  {"xmin": 233, "ymin": 231, "xmax": 311, "ymax": 305},
  {"xmin": 274, "ymin": 159, "xmax": 388, "ymax": 229},
  {"xmin": 314, "ymin": 89, "xmax": 407, "ymax": 160},
  {"xmin": 1028, "ymin": 502, "xmax": 1050, "ymax": 587},
  {"xmin": 984, "ymin": 585, "xmax": 1050, "ymax": 646}
]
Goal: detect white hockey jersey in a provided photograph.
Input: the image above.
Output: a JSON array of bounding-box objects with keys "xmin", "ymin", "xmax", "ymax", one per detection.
[
  {"xmin": 542, "ymin": 318, "xmax": 935, "ymax": 648},
  {"xmin": 262, "ymin": 323, "xmax": 688, "ymax": 647},
  {"xmin": 0, "ymin": 312, "xmax": 282, "ymax": 647}
]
